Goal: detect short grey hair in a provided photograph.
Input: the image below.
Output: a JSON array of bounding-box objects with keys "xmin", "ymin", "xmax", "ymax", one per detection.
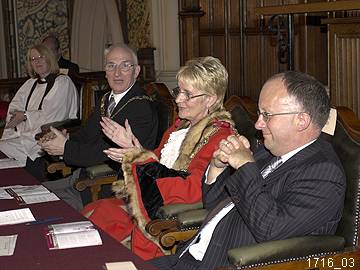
[{"xmin": 104, "ymin": 43, "xmax": 138, "ymax": 65}]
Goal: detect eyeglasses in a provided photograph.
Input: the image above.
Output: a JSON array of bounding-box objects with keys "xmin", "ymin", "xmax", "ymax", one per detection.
[
  {"xmin": 169, "ymin": 87, "xmax": 207, "ymax": 101},
  {"xmin": 31, "ymin": 55, "xmax": 46, "ymax": 62},
  {"xmin": 257, "ymin": 110, "xmax": 306, "ymax": 122},
  {"xmin": 104, "ymin": 61, "xmax": 135, "ymax": 72}
]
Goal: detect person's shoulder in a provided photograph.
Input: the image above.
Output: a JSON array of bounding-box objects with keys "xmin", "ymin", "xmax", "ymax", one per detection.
[
  {"xmin": 58, "ymin": 57, "xmax": 79, "ymax": 72},
  {"xmin": 301, "ymin": 138, "xmax": 343, "ymax": 171},
  {"xmin": 128, "ymin": 83, "xmax": 153, "ymax": 104},
  {"xmin": 55, "ymin": 74, "xmax": 73, "ymax": 83},
  {"xmin": 129, "ymin": 82, "xmax": 146, "ymax": 95}
]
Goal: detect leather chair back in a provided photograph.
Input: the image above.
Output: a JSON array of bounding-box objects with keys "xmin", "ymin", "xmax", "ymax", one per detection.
[
  {"xmin": 332, "ymin": 107, "xmax": 360, "ymax": 247},
  {"xmin": 145, "ymin": 83, "xmax": 177, "ymax": 148},
  {"xmin": 224, "ymin": 96, "xmax": 261, "ymax": 151}
]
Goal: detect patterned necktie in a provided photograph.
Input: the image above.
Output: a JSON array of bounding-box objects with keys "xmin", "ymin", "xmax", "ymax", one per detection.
[
  {"xmin": 107, "ymin": 95, "xmax": 116, "ymax": 117},
  {"xmin": 261, "ymin": 156, "xmax": 283, "ymax": 179}
]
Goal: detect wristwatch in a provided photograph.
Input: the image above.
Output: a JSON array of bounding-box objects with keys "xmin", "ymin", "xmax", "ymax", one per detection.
[{"xmin": 23, "ymin": 111, "xmax": 27, "ymax": 121}]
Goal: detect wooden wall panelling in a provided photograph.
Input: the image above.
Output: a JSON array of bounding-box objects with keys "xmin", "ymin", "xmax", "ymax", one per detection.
[
  {"xmin": 296, "ymin": 14, "xmax": 328, "ymax": 85},
  {"xmin": 324, "ymin": 17, "xmax": 360, "ymax": 118},
  {"xmin": 179, "ymin": 0, "xmax": 204, "ymax": 65},
  {"xmin": 197, "ymin": 0, "xmax": 244, "ymax": 98}
]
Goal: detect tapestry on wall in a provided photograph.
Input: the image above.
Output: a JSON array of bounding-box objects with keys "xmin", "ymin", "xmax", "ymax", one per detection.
[
  {"xmin": 127, "ymin": 0, "xmax": 151, "ymax": 48},
  {"xmin": 15, "ymin": 0, "xmax": 69, "ymax": 76}
]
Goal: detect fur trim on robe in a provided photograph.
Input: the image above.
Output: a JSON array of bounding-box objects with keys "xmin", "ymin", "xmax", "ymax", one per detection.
[{"xmin": 112, "ymin": 110, "xmax": 234, "ymax": 253}]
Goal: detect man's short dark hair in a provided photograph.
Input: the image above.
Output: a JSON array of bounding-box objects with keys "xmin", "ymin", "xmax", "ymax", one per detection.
[
  {"xmin": 270, "ymin": 71, "xmax": 330, "ymax": 129},
  {"xmin": 42, "ymin": 34, "xmax": 60, "ymax": 50}
]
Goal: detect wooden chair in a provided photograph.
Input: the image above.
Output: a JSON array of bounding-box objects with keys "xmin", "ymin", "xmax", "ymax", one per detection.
[{"xmin": 72, "ymin": 82, "xmax": 177, "ymax": 202}]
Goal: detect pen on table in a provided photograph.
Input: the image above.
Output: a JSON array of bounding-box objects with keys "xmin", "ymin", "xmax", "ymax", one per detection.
[{"xmin": 25, "ymin": 217, "xmax": 64, "ymax": 225}]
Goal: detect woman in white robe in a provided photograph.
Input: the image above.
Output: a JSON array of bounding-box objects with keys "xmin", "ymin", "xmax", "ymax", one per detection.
[{"xmin": 0, "ymin": 44, "xmax": 78, "ymax": 175}]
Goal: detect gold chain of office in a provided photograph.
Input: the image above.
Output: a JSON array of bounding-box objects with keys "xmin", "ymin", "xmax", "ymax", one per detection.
[{"xmin": 100, "ymin": 94, "xmax": 152, "ymax": 119}]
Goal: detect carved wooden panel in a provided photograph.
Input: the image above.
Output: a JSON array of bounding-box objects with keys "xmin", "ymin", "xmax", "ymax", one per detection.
[{"xmin": 327, "ymin": 18, "xmax": 360, "ymax": 118}]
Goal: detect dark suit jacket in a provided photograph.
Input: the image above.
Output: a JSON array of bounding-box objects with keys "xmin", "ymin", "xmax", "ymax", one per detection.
[
  {"xmin": 58, "ymin": 56, "xmax": 80, "ymax": 74},
  {"xmin": 63, "ymin": 82, "xmax": 158, "ymax": 169},
  {"xmin": 176, "ymin": 138, "xmax": 346, "ymax": 269}
]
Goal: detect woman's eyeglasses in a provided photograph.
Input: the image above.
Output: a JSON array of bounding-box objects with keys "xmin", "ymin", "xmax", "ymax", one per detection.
[
  {"xmin": 169, "ymin": 87, "xmax": 207, "ymax": 101},
  {"xmin": 31, "ymin": 55, "xmax": 46, "ymax": 62}
]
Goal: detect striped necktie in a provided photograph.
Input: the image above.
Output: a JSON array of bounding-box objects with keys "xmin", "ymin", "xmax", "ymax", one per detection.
[
  {"xmin": 261, "ymin": 156, "xmax": 283, "ymax": 179},
  {"xmin": 107, "ymin": 95, "xmax": 116, "ymax": 117}
]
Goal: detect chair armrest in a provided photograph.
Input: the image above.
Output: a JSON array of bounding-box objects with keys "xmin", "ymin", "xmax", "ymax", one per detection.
[
  {"xmin": 157, "ymin": 202, "xmax": 204, "ymax": 219},
  {"xmin": 177, "ymin": 208, "xmax": 208, "ymax": 228},
  {"xmin": 85, "ymin": 164, "xmax": 116, "ymax": 179},
  {"xmin": 159, "ymin": 228, "xmax": 198, "ymax": 251},
  {"xmin": 73, "ymin": 164, "xmax": 117, "ymax": 201},
  {"xmin": 47, "ymin": 161, "xmax": 72, "ymax": 177},
  {"xmin": 35, "ymin": 119, "xmax": 81, "ymax": 140},
  {"xmin": 228, "ymin": 235, "xmax": 345, "ymax": 267}
]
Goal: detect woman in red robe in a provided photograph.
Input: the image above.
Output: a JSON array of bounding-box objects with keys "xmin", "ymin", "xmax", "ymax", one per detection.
[{"xmin": 82, "ymin": 56, "xmax": 235, "ymax": 259}]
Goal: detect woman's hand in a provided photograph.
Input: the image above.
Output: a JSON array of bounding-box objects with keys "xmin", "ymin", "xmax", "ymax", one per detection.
[
  {"xmin": 103, "ymin": 147, "xmax": 130, "ymax": 162},
  {"xmin": 5, "ymin": 111, "xmax": 26, "ymax": 128},
  {"xmin": 100, "ymin": 117, "xmax": 142, "ymax": 149}
]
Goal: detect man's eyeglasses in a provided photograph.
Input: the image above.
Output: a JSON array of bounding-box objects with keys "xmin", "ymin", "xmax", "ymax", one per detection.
[
  {"xmin": 257, "ymin": 110, "xmax": 306, "ymax": 123},
  {"xmin": 31, "ymin": 55, "xmax": 46, "ymax": 62},
  {"xmin": 169, "ymin": 87, "xmax": 207, "ymax": 101},
  {"xmin": 104, "ymin": 61, "xmax": 135, "ymax": 72}
]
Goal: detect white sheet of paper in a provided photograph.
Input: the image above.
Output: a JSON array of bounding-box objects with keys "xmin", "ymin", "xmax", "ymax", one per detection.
[
  {"xmin": 9, "ymin": 185, "xmax": 50, "ymax": 196},
  {"xmin": 0, "ymin": 235, "xmax": 17, "ymax": 256},
  {"xmin": 0, "ymin": 208, "xmax": 35, "ymax": 225},
  {"xmin": 19, "ymin": 192, "xmax": 60, "ymax": 204},
  {"xmin": 0, "ymin": 185, "xmax": 23, "ymax": 199},
  {"xmin": 52, "ymin": 230, "xmax": 102, "ymax": 249},
  {"xmin": 105, "ymin": 261, "xmax": 138, "ymax": 270},
  {"xmin": 0, "ymin": 158, "xmax": 25, "ymax": 169},
  {"xmin": 50, "ymin": 221, "xmax": 94, "ymax": 234}
]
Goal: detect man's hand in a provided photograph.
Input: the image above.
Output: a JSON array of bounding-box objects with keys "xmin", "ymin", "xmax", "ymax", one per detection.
[
  {"xmin": 100, "ymin": 117, "xmax": 142, "ymax": 149},
  {"xmin": 227, "ymin": 135, "xmax": 254, "ymax": 170},
  {"xmin": 207, "ymin": 135, "xmax": 254, "ymax": 183},
  {"xmin": 5, "ymin": 111, "xmax": 26, "ymax": 129},
  {"xmin": 38, "ymin": 127, "xmax": 67, "ymax": 156}
]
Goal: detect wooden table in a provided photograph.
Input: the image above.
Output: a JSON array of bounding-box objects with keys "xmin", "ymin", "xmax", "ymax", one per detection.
[{"xmin": 0, "ymin": 166, "xmax": 158, "ymax": 270}]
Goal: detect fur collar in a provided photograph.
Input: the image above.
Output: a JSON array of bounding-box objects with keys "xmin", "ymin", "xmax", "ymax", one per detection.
[{"xmin": 111, "ymin": 109, "xmax": 234, "ymax": 253}]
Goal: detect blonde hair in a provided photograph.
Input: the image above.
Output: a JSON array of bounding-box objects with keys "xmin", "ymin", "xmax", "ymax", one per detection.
[
  {"xmin": 26, "ymin": 44, "xmax": 59, "ymax": 78},
  {"xmin": 176, "ymin": 56, "xmax": 228, "ymax": 112}
]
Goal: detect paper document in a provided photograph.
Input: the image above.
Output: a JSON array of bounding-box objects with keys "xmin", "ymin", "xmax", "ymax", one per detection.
[
  {"xmin": 0, "ymin": 235, "xmax": 17, "ymax": 256},
  {"xmin": 0, "ymin": 185, "xmax": 24, "ymax": 199},
  {"xmin": 0, "ymin": 208, "xmax": 35, "ymax": 225},
  {"xmin": 5, "ymin": 185, "xmax": 50, "ymax": 197},
  {"xmin": 15, "ymin": 192, "xmax": 60, "ymax": 205},
  {"xmin": 0, "ymin": 158, "xmax": 25, "ymax": 169},
  {"xmin": 45, "ymin": 221, "xmax": 102, "ymax": 249},
  {"xmin": 2, "ymin": 185, "xmax": 59, "ymax": 204},
  {"xmin": 105, "ymin": 262, "xmax": 138, "ymax": 270}
]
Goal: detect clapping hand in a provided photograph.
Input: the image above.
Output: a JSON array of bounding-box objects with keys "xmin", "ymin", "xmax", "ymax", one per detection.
[
  {"xmin": 101, "ymin": 117, "xmax": 143, "ymax": 163},
  {"xmin": 100, "ymin": 117, "xmax": 142, "ymax": 149},
  {"xmin": 208, "ymin": 135, "xmax": 254, "ymax": 182}
]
